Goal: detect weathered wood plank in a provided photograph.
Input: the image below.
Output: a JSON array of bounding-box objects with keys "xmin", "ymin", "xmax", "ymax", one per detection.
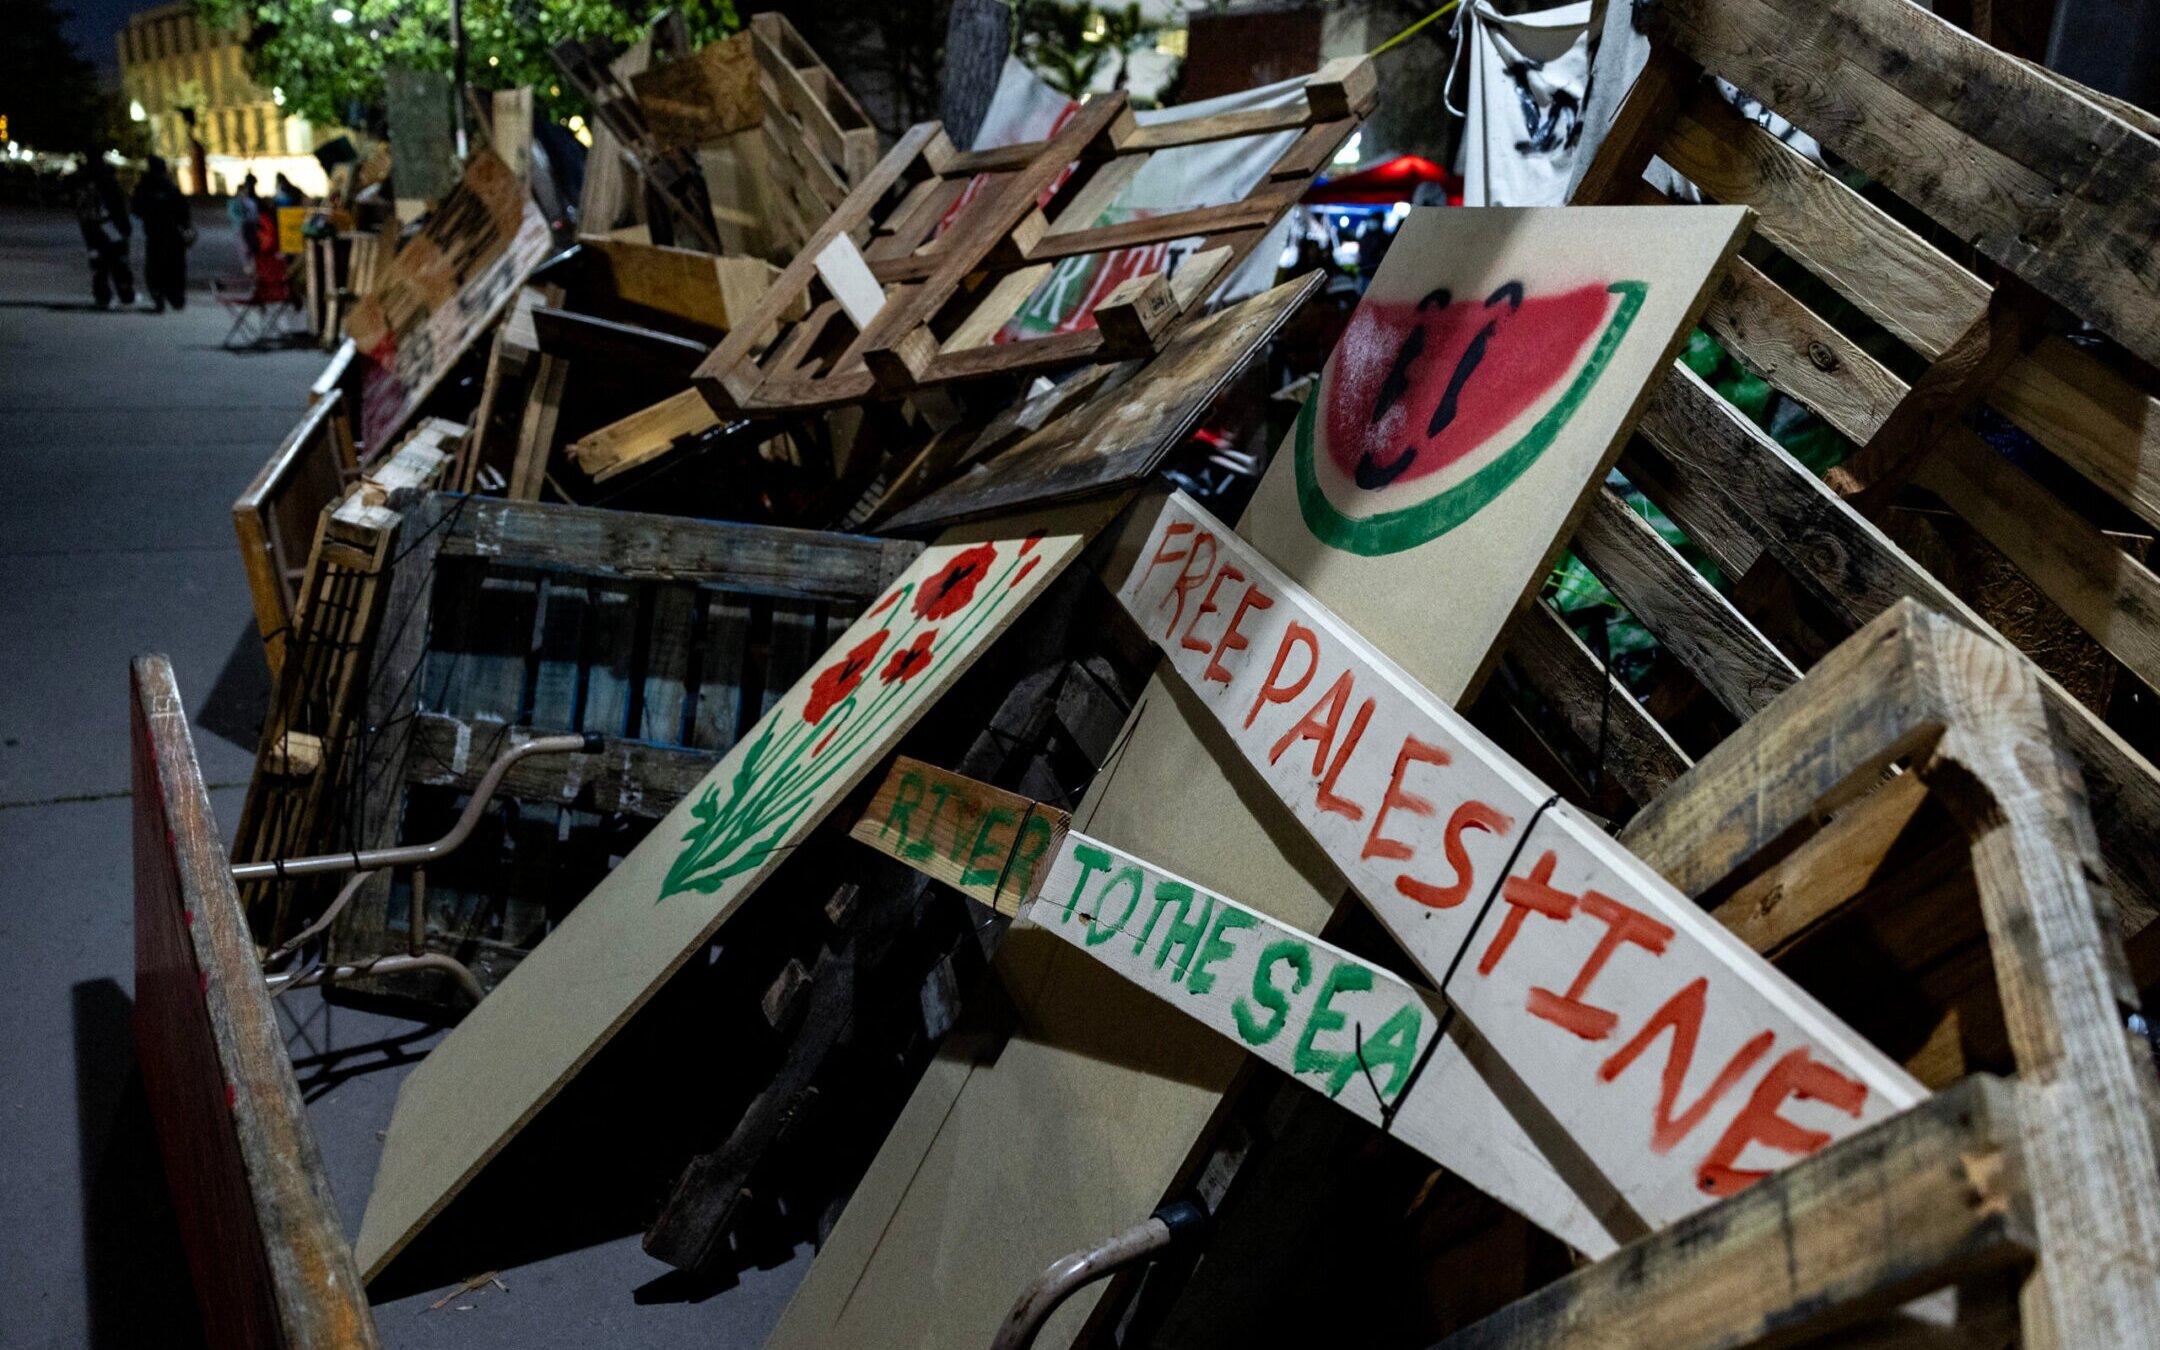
[
  {"xmin": 133, "ymin": 657, "xmax": 381, "ymax": 1349},
  {"xmin": 1637, "ymin": 363, "xmax": 2160, "ymax": 926},
  {"xmin": 1659, "ymin": 0, "xmax": 2160, "ymax": 373},
  {"xmin": 1435, "ymin": 1076, "xmax": 2029, "ymax": 1350},
  {"xmin": 851, "ymin": 756, "xmax": 1067, "ymax": 914},
  {"xmin": 403, "ymin": 713, "xmax": 715, "ymax": 818},
  {"xmin": 1502, "ymin": 599, "xmax": 1693, "ymax": 806},
  {"xmin": 438, "ymin": 495, "xmax": 920, "ymax": 603},
  {"xmin": 1571, "ymin": 486, "xmax": 1801, "ymax": 719}
]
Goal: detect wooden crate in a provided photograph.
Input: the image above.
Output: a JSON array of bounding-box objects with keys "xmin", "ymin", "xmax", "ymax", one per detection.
[
  {"xmin": 748, "ymin": 11, "xmax": 879, "ymax": 255},
  {"xmin": 233, "ymin": 391, "xmax": 358, "ymax": 683},
  {"xmin": 327, "ymin": 494, "xmax": 922, "ymax": 1000},
  {"xmin": 132, "ymin": 656, "xmax": 380, "ymax": 1349},
  {"xmin": 692, "ymin": 56, "xmax": 1374, "ymax": 414},
  {"xmin": 229, "ymin": 422, "xmax": 459, "ymax": 947}
]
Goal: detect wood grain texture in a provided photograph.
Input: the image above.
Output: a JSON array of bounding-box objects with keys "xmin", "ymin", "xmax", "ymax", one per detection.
[
  {"xmin": 888, "ymin": 274, "xmax": 1320, "ymax": 530},
  {"xmin": 850, "ymin": 756, "xmax": 1068, "ymax": 914},
  {"xmin": 234, "ymin": 392, "xmax": 355, "ymax": 682},
  {"xmin": 1638, "ymin": 363, "xmax": 2160, "ymax": 928},
  {"xmin": 133, "ymin": 657, "xmax": 380, "ymax": 1349},
  {"xmin": 1659, "ymin": 0, "xmax": 2160, "ymax": 373},
  {"xmin": 1502, "ymin": 599, "xmax": 1693, "ymax": 806},
  {"xmin": 1657, "ymin": 90, "xmax": 1988, "ymax": 359},
  {"xmin": 1571, "ymin": 486, "xmax": 1801, "ymax": 718},
  {"xmin": 402, "ymin": 713, "xmax": 718, "ymax": 818},
  {"xmin": 1435, "ymin": 1076, "xmax": 2030, "ymax": 1350},
  {"xmin": 437, "ymin": 494, "xmax": 919, "ymax": 601}
]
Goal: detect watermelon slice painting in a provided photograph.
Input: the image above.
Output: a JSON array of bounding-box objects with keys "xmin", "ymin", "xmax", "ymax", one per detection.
[{"xmin": 1294, "ymin": 277, "xmax": 1648, "ymax": 556}]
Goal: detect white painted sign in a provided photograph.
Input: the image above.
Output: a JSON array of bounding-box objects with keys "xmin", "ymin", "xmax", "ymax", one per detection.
[
  {"xmin": 1030, "ymin": 830, "xmax": 1606, "ymax": 1243},
  {"xmin": 1109, "ymin": 492, "xmax": 1922, "ymax": 1230}
]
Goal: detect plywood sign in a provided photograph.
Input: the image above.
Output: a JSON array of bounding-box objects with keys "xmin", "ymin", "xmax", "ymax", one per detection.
[
  {"xmin": 1240, "ymin": 205, "xmax": 1750, "ymax": 699},
  {"xmin": 346, "ymin": 151, "xmax": 552, "ymax": 451},
  {"xmin": 356, "ymin": 501, "xmax": 1114, "ymax": 1281},
  {"xmin": 851, "ymin": 757, "xmax": 1069, "ymax": 915},
  {"xmin": 1116, "ymin": 493, "xmax": 1923, "ymax": 1230}
]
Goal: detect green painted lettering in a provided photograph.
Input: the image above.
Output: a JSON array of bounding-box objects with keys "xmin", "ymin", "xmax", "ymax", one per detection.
[
  {"xmin": 1355, "ymin": 1003, "xmax": 1424, "ymax": 1101},
  {"xmin": 1060, "ymin": 843, "xmax": 1112, "ymax": 923},
  {"xmin": 1157, "ymin": 891, "xmax": 1217, "ymax": 982},
  {"xmin": 959, "ymin": 806, "xmax": 1020, "ymax": 889},
  {"xmin": 880, "ymin": 770, "xmax": 925, "ymax": 846},
  {"xmin": 1088, "ymin": 867, "xmax": 1146, "ymax": 947},
  {"xmin": 1131, "ymin": 881, "xmax": 1189, "ymax": 956},
  {"xmin": 1005, "ymin": 814, "xmax": 1056, "ymax": 901},
  {"xmin": 1294, "ymin": 961, "xmax": 1376, "ymax": 1098},
  {"xmin": 1235, "ymin": 940, "xmax": 1311, "ymax": 1046},
  {"xmin": 1186, "ymin": 904, "xmax": 1258, "ymax": 996},
  {"xmin": 904, "ymin": 784, "xmax": 953, "ymax": 861}
]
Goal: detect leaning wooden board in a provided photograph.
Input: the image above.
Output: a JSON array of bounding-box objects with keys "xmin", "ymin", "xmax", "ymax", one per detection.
[
  {"xmin": 1100, "ymin": 493, "xmax": 1921, "ymax": 1228},
  {"xmin": 345, "ymin": 151, "xmax": 553, "ymax": 453},
  {"xmin": 133, "ymin": 656, "xmax": 379, "ymax": 1348},
  {"xmin": 356, "ymin": 498, "xmax": 1118, "ymax": 1280},
  {"xmin": 764, "ymin": 204, "xmax": 1751, "ymax": 1348}
]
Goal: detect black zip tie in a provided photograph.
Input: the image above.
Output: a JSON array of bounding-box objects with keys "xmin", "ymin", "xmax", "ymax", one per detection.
[
  {"xmin": 987, "ymin": 799, "xmax": 1043, "ymax": 913},
  {"xmin": 1360, "ymin": 791, "xmax": 1564, "ymax": 1132}
]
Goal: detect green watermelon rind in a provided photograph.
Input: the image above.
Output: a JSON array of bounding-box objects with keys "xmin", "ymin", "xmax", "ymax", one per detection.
[{"xmin": 1294, "ymin": 280, "xmax": 1649, "ymax": 558}]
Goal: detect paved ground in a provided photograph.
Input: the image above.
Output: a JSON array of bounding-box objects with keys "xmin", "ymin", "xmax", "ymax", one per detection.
[{"xmin": 0, "ymin": 205, "xmax": 807, "ymax": 1348}]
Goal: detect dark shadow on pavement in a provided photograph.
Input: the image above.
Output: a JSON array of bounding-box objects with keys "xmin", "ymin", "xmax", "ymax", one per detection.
[{"xmin": 73, "ymin": 978, "xmax": 209, "ymax": 1350}]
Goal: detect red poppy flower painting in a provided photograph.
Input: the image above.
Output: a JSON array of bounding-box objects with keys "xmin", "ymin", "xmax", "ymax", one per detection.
[
  {"xmin": 913, "ymin": 542, "xmax": 998, "ymax": 620},
  {"xmin": 802, "ymin": 631, "xmax": 888, "ymax": 724},
  {"xmin": 881, "ymin": 630, "xmax": 936, "ymax": 684}
]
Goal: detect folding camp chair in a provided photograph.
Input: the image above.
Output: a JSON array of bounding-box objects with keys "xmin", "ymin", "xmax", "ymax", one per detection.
[{"xmin": 216, "ymin": 248, "xmax": 304, "ymax": 351}]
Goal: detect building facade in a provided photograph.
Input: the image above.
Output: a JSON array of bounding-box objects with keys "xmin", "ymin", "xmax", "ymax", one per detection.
[{"xmin": 117, "ymin": 2, "xmax": 331, "ymax": 195}]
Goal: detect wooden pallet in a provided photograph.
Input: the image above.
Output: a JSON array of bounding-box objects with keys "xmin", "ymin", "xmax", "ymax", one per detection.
[
  {"xmin": 132, "ymin": 656, "xmax": 381, "ymax": 1349},
  {"xmin": 327, "ymin": 494, "xmax": 921, "ymax": 1002},
  {"xmin": 229, "ymin": 423, "xmax": 459, "ymax": 948},
  {"xmin": 692, "ymin": 56, "xmax": 1375, "ymax": 415},
  {"xmin": 1501, "ymin": 0, "xmax": 2160, "ymax": 966},
  {"xmin": 234, "ymin": 391, "xmax": 359, "ymax": 683},
  {"xmin": 552, "ymin": 32, "xmax": 723, "ymax": 252},
  {"xmin": 748, "ymin": 12, "xmax": 879, "ymax": 256}
]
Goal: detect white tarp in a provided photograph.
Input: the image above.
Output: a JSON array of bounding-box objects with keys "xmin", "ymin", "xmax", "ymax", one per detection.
[{"xmin": 1458, "ymin": 0, "xmax": 1594, "ymax": 207}]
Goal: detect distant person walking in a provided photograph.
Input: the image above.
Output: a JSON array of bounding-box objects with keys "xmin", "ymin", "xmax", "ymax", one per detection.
[
  {"xmin": 229, "ymin": 172, "xmax": 262, "ymax": 271},
  {"xmin": 132, "ymin": 157, "xmax": 194, "ymax": 312},
  {"xmin": 74, "ymin": 158, "xmax": 136, "ymax": 309}
]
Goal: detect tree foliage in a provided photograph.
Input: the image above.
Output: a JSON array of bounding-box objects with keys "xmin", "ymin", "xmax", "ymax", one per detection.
[
  {"xmin": 1015, "ymin": 1, "xmax": 1156, "ymax": 99},
  {"xmin": 0, "ymin": 0, "xmax": 103, "ymax": 152},
  {"xmin": 191, "ymin": 0, "xmax": 739, "ymax": 127}
]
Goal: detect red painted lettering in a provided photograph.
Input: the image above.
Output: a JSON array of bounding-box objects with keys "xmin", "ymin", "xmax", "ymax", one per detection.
[
  {"xmin": 1361, "ymin": 736, "xmax": 1450, "ymax": 861},
  {"xmin": 1180, "ymin": 565, "xmax": 1245, "ymax": 656},
  {"xmin": 1270, "ymin": 671, "xmax": 1353, "ymax": 772},
  {"xmin": 1315, "ymin": 698, "xmax": 1375, "ymax": 822},
  {"xmin": 1245, "ymin": 623, "xmax": 1320, "ymax": 729},
  {"xmin": 1205, "ymin": 583, "xmax": 1274, "ymax": 685},
  {"xmin": 1138, "ymin": 520, "xmax": 1194, "ymax": 590},
  {"xmin": 1525, "ymin": 890, "xmax": 1675, "ymax": 1040},
  {"xmin": 1599, "ymin": 977, "xmax": 1775, "ymax": 1153},
  {"xmin": 1159, "ymin": 532, "xmax": 1219, "ymax": 639},
  {"xmin": 1477, "ymin": 851, "xmax": 1573, "ymax": 976},
  {"xmin": 1696, "ymin": 1048, "xmax": 1867, "ymax": 1198},
  {"xmin": 1396, "ymin": 801, "xmax": 1512, "ymax": 910}
]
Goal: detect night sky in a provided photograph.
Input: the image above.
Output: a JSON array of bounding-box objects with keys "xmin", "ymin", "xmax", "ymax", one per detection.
[{"xmin": 61, "ymin": 0, "xmax": 143, "ymax": 79}]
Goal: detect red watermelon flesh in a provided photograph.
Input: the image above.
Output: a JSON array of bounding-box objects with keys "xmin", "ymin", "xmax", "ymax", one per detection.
[{"xmin": 1323, "ymin": 281, "xmax": 1613, "ymax": 492}]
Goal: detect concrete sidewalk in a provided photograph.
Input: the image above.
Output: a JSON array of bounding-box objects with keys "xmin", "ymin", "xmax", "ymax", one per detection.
[{"xmin": 0, "ymin": 205, "xmax": 808, "ymax": 1348}]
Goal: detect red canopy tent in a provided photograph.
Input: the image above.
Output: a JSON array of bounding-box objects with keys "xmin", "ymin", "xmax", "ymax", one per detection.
[{"xmin": 1303, "ymin": 154, "xmax": 1460, "ymax": 206}]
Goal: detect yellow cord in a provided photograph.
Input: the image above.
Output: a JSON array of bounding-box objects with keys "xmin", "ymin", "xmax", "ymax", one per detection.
[{"xmin": 1369, "ymin": 0, "xmax": 1465, "ymax": 58}]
